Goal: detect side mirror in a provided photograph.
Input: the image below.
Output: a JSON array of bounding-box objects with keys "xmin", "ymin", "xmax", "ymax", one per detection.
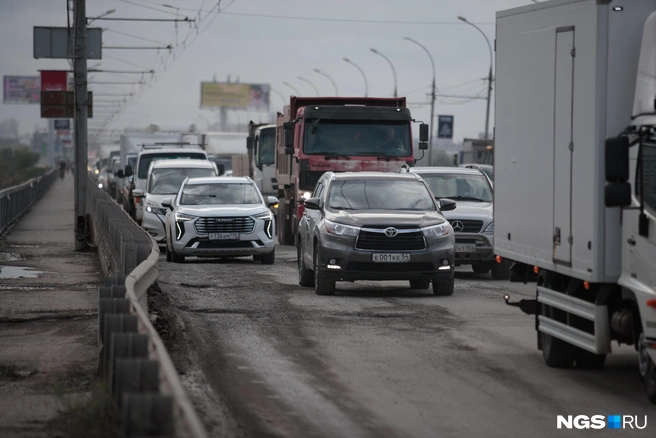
[
  {"xmin": 605, "ymin": 182, "xmax": 631, "ymax": 207},
  {"xmin": 439, "ymin": 198, "xmax": 457, "ymax": 211},
  {"xmin": 605, "ymin": 137, "xmax": 629, "ymax": 183},
  {"xmin": 266, "ymin": 196, "xmax": 279, "ymax": 207},
  {"xmin": 419, "ymin": 123, "xmax": 429, "ymax": 142},
  {"xmin": 217, "ymin": 164, "xmax": 225, "ymax": 175},
  {"xmin": 304, "ymin": 197, "xmax": 321, "ymax": 210},
  {"xmin": 124, "ymin": 165, "xmax": 133, "ymax": 177},
  {"xmin": 419, "ymin": 142, "xmax": 428, "ymax": 151},
  {"xmin": 117, "ymin": 170, "xmax": 124, "ymax": 178},
  {"xmin": 284, "ymin": 122, "xmax": 294, "ymax": 148},
  {"xmin": 161, "ymin": 198, "xmax": 173, "ymax": 210},
  {"xmin": 246, "ymin": 137, "xmax": 254, "ymax": 150},
  {"xmin": 132, "ymin": 189, "xmax": 144, "ymax": 197}
]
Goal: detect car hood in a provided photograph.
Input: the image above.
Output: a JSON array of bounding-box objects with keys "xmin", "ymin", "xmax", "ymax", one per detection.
[
  {"xmin": 442, "ymin": 201, "xmax": 493, "ymax": 221},
  {"xmin": 326, "ymin": 209, "xmax": 446, "ymax": 228},
  {"xmin": 177, "ymin": 204, "xmax": 268, "ymax": 217}
]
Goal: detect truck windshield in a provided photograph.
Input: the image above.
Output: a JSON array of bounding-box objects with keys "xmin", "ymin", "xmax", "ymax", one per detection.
[
  {"xmin": 304, "ymin": 120, "xmax": 411, "ymax": 157},
  {"xmin": 138, "ymin": 152, "xmax": 206, "ymax": 179},
  {"xmin": 327, "ymin": 179, "xmax": 435, "ymax": 211},
  {"xmin": 420, "ymin": 173, "xmax": 493, "ymax": 202},
  {"xmin": 258, "ymin": 128, "xmax": 276, "ymax": 166},
  {"xmin": 148, "ymin": 168, "xmax": 216, "ymax": 195},
  {"xmin": 180, "ymin": 183, "xmax": 261, "ymax": 205}
]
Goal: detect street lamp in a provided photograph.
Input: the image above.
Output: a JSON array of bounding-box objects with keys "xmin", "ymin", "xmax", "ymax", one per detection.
[
  {"xmin": 458, "ymin": 15, "xmax": 494, "ymax": 140},
  {"xmin": 297, "ymin": 76, "xmax": 320, "ymax": 96},
  {"xmin": 370, "ymin": 48, "xmax": 398, "ymax": 98},
  {"xmin": 283, "ymin": 81, "xmax": 301, "ymax": 96},
  {"xmin": 403, "ymin": 36, "xmax": 436, "ymax": 164},
  {"xmin": 343, "ymin": 57, "xmax": 368, "ymax": 97},
  {"xmin": 313, "ymin": 68, "xmax": 339, "ymax": 96},
  {"xmin": 87, "ymin": 9, "xmax": 115, "ymax": 24}
]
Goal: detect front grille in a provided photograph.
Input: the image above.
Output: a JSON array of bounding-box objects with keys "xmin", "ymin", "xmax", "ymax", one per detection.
[
  {"xmin": 355, "ymin": 229, "xmax": 426, "ymax": 251},
  {"xmin": 448, "ymin": 219, "xmax": 483, "ymax": 233},
  {"xmin": 345, "ymin": 262, "xmax": 434, "ymax": 272},
  {"xmin": 194, "ymin": 217, "xmax": 254, "ymax": 234},
  {"xmin": 195, "ymin": 240, "xmax": 256, "ymax": 249}
]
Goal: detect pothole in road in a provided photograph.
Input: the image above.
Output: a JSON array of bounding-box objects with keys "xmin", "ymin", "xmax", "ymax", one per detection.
[
  {"xmin": 0, "ymin": 253, "xmax": 24, "ymax": 261},
  {"xmin": 0, "ymin": 266, "xmax": 50, "ymax": 279}
]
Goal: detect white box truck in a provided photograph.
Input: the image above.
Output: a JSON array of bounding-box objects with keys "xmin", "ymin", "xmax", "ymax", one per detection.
[{"xmin": 495, "ymin": 0, "xmax": 656, "ymax": 403}]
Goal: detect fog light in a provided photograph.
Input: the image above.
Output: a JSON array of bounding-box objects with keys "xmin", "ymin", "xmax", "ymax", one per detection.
[
  {"xmin": 442, "ymin": 259, "xmax": 449, "ymax": 266},
  {"xmin": 327, "ymin": 264, "xmax": 341, "ymax": 270},
  {"xmin": 329, "ymin": 258, "xmax": 336, "ymax": 264}
]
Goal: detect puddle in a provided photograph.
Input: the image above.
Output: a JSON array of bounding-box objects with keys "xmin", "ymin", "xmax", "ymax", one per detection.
[
  {"xmin": 0, "ymin": 266, "xmax": 48, "ymax": 279},
  {"xmin": 0, "ymin": 253, "xmax": 24, "ymax": 262}
]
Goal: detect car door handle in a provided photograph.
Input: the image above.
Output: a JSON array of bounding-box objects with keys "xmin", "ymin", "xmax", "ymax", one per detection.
[{"xmin": 627, "ymin": 237, "xmax": 636, "ymax": 246}]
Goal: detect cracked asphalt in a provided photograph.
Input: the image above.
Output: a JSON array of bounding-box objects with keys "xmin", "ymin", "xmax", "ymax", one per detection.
[{"xmin": 156, "ymin": 245, "xmax": 654, "ymax": 438}]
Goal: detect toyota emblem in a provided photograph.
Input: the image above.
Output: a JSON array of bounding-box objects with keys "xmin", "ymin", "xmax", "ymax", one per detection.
[
  {"xmin": 384, "ymin": 227, "xmax": 399, "ymax": 237},
  {"xmin": 451, "ymin": 220, "xmax": 464, "ymax": 232}
]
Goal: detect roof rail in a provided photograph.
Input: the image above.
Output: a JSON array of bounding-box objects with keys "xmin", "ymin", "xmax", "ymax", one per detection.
[{"xmin": 139, "ymin": 142, "xmax": 203, "ymax": 151}]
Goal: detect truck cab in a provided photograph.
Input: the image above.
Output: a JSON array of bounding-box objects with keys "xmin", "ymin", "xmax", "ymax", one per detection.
[{"xmin": 246, "ymin": 122, "xmax": 277, "ymax": 197}]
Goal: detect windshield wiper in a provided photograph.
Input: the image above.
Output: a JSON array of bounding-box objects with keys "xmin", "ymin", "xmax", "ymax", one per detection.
[
  {"xmin": 367, "ymin": 152, "xmax": 401, "ymax": 161},
  {"xmin": 330, "ymin": 206, "xmax": 354, "ymax": 210},
  {"xmin": 314, "ymin": 152, "xmax": 351, "ymax": 161},
  {"xmin": 449, "ymin": 196, "xmax": 487, "ymax": 202}
]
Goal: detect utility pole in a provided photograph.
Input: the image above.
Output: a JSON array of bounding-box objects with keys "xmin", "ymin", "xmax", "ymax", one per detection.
[{"xmin": 73, "ymin": 0, "xmax": 89, "ymax": 250}]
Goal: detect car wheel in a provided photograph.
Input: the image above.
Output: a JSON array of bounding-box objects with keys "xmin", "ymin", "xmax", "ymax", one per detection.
[
  {"xmin": 409, "ymin": 280, "xmax": 430, "ymax": 290},
  {"xmin": 261, "ymin": 248, "xmax": 275, "ymax": 265},
  {"xmin": 298, "ymin": 239, "xmax": 314, "ymax": 287},
  {"xmin": 432, "ymin": 276, "xmax": 454, "ymax": 296},
  {"xmin": 314, "ymin": 245, "xmax": 335, "ymax": 296},
  {"xmin": 165, "ymin": 243, "xmax": 172, "ymax": 262},
  {"xmin": 253, "ymin": 255, "xmax": 262, "ymax": 262},
  {"xmin": 491, "ymin": 260, "xmax": 511, "ymax": 280},
  {"xmin": 170, "ymin": 245, "xmax": 185, "ymax": 263},
  {"xmin": 472, "ymin": 262, "xmax": 492, "ymax": 274}
]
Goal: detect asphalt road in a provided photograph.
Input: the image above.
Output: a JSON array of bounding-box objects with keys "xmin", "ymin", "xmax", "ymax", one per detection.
[{"xmin": 156, "ymin": 245, "xmax": 655, "ymax": 438}]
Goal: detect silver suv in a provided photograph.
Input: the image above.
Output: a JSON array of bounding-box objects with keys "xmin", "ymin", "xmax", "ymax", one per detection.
[
  {"xmin": 409, "ymin": 167, "xmax": 509, "ymax": 279},
  {"xmin": 297, "ymin": 172, "xmax": 456, "ymax": 296}
]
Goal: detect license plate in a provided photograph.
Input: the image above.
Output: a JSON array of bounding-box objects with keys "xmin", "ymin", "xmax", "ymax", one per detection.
[
  {"xmin": 372, "ymin": 253, "xmax": 411, "ymax": 263},
  {"xmin": 209, "ymin": 232, "xmax": 239, "ymax": 240},
  {"xmin": 455, "ymin": 244, "xmax": 476, "ymax": 253}
]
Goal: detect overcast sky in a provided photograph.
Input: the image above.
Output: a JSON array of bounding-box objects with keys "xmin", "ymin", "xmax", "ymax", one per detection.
[{"xmin": 0, "ymin": 0, "xmax": 534, "ymax": 143}]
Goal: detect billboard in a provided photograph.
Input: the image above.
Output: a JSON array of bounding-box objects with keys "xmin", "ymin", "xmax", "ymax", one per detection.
[
  {"xmin": 3, "ymin": 76, "xmax": 40, "ymax": 104},
  {"xmin": 200, "ymin": 82, "xmax": 269, "ymax": 110}
]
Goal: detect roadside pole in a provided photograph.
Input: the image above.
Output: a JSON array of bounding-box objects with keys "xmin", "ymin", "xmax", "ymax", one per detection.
[
  {"xmin": 48, "ymin": 119, "xmax": 55, "ymax": 168},
  {"xmin": 73, "ymin": 0, "xmax": 89, "ymax": 250}
]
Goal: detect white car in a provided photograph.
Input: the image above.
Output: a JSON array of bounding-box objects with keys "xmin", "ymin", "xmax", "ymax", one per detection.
[
  {"xmin": 142, "ymin": 159, "xmax": 219, "ymax": 243},
  {"xmin": 162, "ymin": 176, "xmax": 278, "ymax": 264}
]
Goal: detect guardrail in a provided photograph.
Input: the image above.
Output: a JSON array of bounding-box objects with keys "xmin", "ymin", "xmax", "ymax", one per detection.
[
  {"xmin": 88, "ymin": 177, "xmax": 206, "ymax": 438},
  {"xmin": 0, "ymin": 169, "xmax": 57, "ymax": 235}
]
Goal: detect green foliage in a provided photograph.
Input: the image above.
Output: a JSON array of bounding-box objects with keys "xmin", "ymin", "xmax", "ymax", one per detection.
[
  {"xmin": 0, "ymin": 145, "xmax": 46, "ymax": 190},
  {"xmin": 54, "ymin": 381, "xmax": 123, "ymax": 438}
]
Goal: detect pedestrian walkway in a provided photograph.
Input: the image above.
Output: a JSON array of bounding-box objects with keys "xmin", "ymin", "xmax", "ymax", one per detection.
[{"xmin": 0, "ymin": 174, "xmax": 102, "ymax": 437}]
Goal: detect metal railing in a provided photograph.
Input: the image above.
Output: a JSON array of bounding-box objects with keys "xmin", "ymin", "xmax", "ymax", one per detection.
[
  {"xmin": 0, "ymin": 169, "xmax": 58, "ymax": 235},
  {"xmin": 89, "ymin": 177, "xmax": 206, "ymax": 437}
]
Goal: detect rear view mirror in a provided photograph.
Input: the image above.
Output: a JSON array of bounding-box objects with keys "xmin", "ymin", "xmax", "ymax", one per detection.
[
  {"xmin": 439, "ymin": 198, "xmax": 457, "ymax": 211},
  {"xmin": 132, "ymin": 189, "xmax": 144, "ymax": 197},
  {"xmin": 124, "ymin": 165, "xmax": 133, "ymax": 177},
  {"xmin": 117, "ymin": 170, "xmax": 124, "ymax": 178},
  {"xmin": 419, "ymin": 142, "xmax": 428, "ymax": 151},
  {"xmin": 161, "ymin": 198, "xmax": 173, "ymax": 210},
  {"xmin": 266, "ymin": 196, "xmax": 279, "ymax": 207},
  {"xmin": 605, "ymin": 182, "xmax": 631, "ymax": 207},
  {"xmin": 246, "ymin": 137, "xmax": 254, "ymax": 150},
  {"xmin": 284, "ymin": 122, "xmax": 294, "ymax": 148},
  {"xmin": 605, "ymin": 136, "xmax": 629, "ymax": 183},
  {"xmin": 304, "ymin": 197, "xmax": 321, "ymax": 210},
  {"xmin": 419, "ymin": 123, "xmax": 429, "ymax": 142}
]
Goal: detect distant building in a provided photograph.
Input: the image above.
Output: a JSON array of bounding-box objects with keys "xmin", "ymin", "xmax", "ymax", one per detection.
[{"xmin": 0, "ymin": 119, "xmax": 19, "ymax": 139}]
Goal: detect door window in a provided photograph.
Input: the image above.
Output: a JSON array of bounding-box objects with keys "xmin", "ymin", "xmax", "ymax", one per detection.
[{"xmin": 637, "ymin": 142, "xmax": 656, "ymax": 214}]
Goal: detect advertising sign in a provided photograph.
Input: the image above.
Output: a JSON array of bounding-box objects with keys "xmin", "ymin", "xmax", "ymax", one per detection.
[
  {"xmin": 54, "ymin": 119, "xmax": 71, "ymax": 130},
  {"xmin": 41, "ymin": 70, "xmax": 68, "ymax": 91},
  {"xmin": 438, "ymin": 115, "xmax": 454, "ymax": 139},
  {"xmin": 200, "ymin": 82, "xmax": 270, "ymax": 110},
  {"xmin": 3, "ymin": 76, "xmax": 40, "ymax": 104}
]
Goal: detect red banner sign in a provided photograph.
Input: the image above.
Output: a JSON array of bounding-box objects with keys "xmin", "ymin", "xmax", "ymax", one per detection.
[{"xmin": 40, "ymin": 70, "xmax": 67, "ymax": 91}]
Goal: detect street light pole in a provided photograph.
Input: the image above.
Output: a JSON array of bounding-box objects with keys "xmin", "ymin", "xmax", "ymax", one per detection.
[
  {"xmin": 313, "ymin": 68, "xmax": 339, "ymax": 96},
  {"xmin": 343, "ymin": 57, "xmax": 368, "ymax": 97},
  {"xmin": 73, "ymin": 0, "xmax": 89, "ymax": 250},
  {"xmin": 297, "ymin": 76, "xmax": 320, "ymax": 96},
  {"xmin": 403, "ymin": 36, "xmax": 436, "ymax": 165},
  {"xmin": 458, "ymin": 15, "xmax": 493, "ymax": 140},
  {"xmin": 370, "ymin": 48, "xmax": 397, "ymax": 98},
  {"xmin": 283, "ymin": 81, "xmax": 301, "ymax": 96}
]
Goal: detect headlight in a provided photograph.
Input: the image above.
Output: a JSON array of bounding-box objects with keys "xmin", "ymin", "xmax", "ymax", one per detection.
[
  {"xmin": 98, "ymin": 183, "xmax": 103, "ymax": 189},
  {"xmin": 421, "ymin": 222, "xmax": 452, "ymax": 237},
  {"xmin": 175, "ymin": 212, "xmax": 196, "ymax": 222},
  {"xmin": 253, "ymin": 211, "xmax": 273, "ymax": 220},
  {"xmin": 484, "ymin": 222, "xmax": 494, "ymax": 233},
  {"xmin": 324, "ymin": 219, "xmax": 360, "ymax": 236},
  {"xmin": 95, "ymin": 169, "xmax": 99, "ymax": 174},
  {"xmin": 299, "ymin": 191, "xmax": 311, "ymax": 200},
  {"xmin": 146, "ymin": 205, "xmax": 167, "ymax": 215}
]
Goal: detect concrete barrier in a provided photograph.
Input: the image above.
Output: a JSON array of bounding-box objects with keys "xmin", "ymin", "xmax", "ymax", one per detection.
[
  {"xmin": 88, "ymin": 176, "xmax": 206, "ymax": 438},
  {"xmin": 0, "ymin": 169, "xmax": 57, "ymax": 235}
]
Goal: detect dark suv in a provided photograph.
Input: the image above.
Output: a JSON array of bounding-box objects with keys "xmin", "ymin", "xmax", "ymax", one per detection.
[{"xmin": 297, "ymin": 172, "xmax": 457, "ymax": 296}]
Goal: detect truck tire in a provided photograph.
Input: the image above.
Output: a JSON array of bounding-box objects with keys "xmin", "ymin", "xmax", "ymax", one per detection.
[
  {"xmin": 491, "ymin": 260, "xmax": 511, "ymax": 280},
  {"xmin": 261, "ymin": 249, "xmax": 275, "ymax": 265},
  {"xmin": 574, "ymin": 349, "xmax": 606, "ymax": 369},
  {"xmin": 538, "ymin": 270, "xmax": 574, "ymax": 368},
  {"xmin": 472, "ymin": 262, "xmax": 492, "ymax": 274},
  {"xmin": 409, "ymin": 280, "xmax": 430, "ymax": 290},
  {"xmin": 638, "ymin": 332, "xmax": 656, "ymax": 404},
  {"xmin": 298, "ymin": 240, "xmax": 314, "ymax": 287},
  {"xmin": 432, "ymin": 277, "xmax": 454, "ymax": 296},
  {"xmin": 314, "ymin": 246, "xmax": 335, "ymax": 296},
  {"xmin": 277, "ymin": 201, "xmax": 294, "ymax": 246}
]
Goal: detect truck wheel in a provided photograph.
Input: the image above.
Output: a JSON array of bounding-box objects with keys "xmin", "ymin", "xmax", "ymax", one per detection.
[
  {"xmin": 432, "ymin": 277, "xmax": 454, "ymax": 296},
  {"xmin": 298, "ymin": 240, "xmax": 314, "ymax": 287},
  {"xmin": 638, "ymin": 332, "xmax": 656, "ymax": 404},
  {"xmin": 261, "ymin": 249, "xmax": 275, "ymax": 265},
  {"xmin": 314, "ymin": 246, "xmax": 335, "ymax": 296},
  {"xmin": 472, "ymin": 262, "xmax": 492, "ymax": 274},
  {"xmin": 491, "ymin": 260, "xmax": 511, "ymax": 280},
  {"xmin": 574, "ymin": 349, "xmax": 606, "ymax": 369},
  {"xmin": 409, "ymin": 280, "xmax": 430, "ymax": 290},
  {"xmin": 277, "ymin": 202, "xmax": 294, "ymax": 246},
  {"xmin": 540, "ymin": 304, "xmax": 575, "ymax": 368}
]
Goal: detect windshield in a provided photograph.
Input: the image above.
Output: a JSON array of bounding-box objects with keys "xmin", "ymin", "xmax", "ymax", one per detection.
[
  {"xmin": 304, "ymin": 120, "xmax": 411, "ymax": 157},
  {"xmin": 180, "ymin": 183, "xmax": 261, "ymax": 205},
  {"xmin": 327, "ymin": 179, "xmax": 435, "ymax": 211},
  {"xmin": 148, "ymin": 168, "xmax": 216, "ymax": 194},
  {"xmin": 420, "ymin": 173, "xmax": 493, "ymax": 202},
  {"xmin": 258, "ymin": 128, "xmax": 276, "ymax": 166},
  {"xmin": 138, "ymin": 153, "xmax": 206, "ymax": 179}
]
